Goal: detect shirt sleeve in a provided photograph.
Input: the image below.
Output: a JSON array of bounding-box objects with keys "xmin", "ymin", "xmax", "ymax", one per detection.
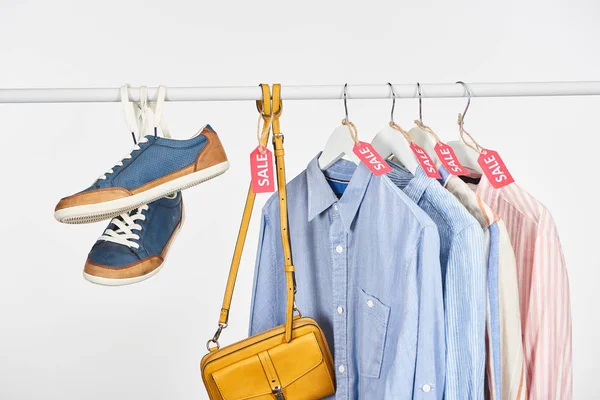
[
  {"xmin": 444, "ymin": 224, "xmax": 487, "ymax": 400},
  {"xmin": 412, "ymin": 225, "xmax": 446, "ymax": 400},
  {"xmin": 527, "ymin": 211, "xmax": 572, "ymax": 399},
  {"xmin": 248, "ymin": 211, "xmax": 284, "ymax": 336}
]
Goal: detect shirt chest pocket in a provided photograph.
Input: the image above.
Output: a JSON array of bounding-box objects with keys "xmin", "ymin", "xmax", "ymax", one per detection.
[{"xmin": 357, "ymin": 288, "xmax": 391, "ymax": 379}]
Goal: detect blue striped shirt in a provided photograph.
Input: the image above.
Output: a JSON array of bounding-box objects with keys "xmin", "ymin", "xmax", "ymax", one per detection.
[
  {"xmin": 387, "ymin": 161, "xmax": 487, "ymax": 400},
  {"xmin": 488, "ymin": 223, "xmax": 502, "ymax": 399},
  {"xmin": 249, "ymin": 155, "xmax": 446, "ymax": 399}
]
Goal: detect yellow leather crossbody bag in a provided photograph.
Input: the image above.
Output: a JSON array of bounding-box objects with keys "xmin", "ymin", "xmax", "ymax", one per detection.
[{"xmin": 201, "ymin": 84, "xmax": 335, "ymax": 400}]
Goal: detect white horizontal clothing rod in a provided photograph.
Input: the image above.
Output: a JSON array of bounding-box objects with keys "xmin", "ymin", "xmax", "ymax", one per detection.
[{"xmin": 1, "ymin": 82, "xmax": 599, "ymax": 103}]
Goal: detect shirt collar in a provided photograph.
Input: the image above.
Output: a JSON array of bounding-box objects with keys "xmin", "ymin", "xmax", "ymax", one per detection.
[
  {"xmin": 386, "ymin": 159, "xmax": 413, "ymax": 188},
  {"xmin": 474, "ymin": 173, "xmax": 501, "ymax": 210},
  {"xmin": 437, "ymin": 165, "xmax": 452, "ymax": 186},
  {"xmin": 306, "ymin": 154, "xmax": 372, "ymax": 231},
  {"xmin": 386, "ymin": 161, "xmax": 433, "ymax": 204},
  {"xmin": 444, "ymin": 173, "xmax": 498, "ymax": 230}
]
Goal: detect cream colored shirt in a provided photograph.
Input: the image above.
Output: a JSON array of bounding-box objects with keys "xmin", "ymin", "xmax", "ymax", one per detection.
[{"xmin": 444, "ymin": 174, "xmax": 526, "ymax": 400}]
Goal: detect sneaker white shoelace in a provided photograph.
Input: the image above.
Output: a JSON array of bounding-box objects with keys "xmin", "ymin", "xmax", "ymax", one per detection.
[
  {"xmin": 100, "ymin": 85, "xmax": 171, "ymax": 182},
  {"xmin": 97, "ymin": 137, "xmax": 149, "ymax": 180},
  {"xmin": 98, "ymin": 205, "xmax": 149, "ymax": 249}
]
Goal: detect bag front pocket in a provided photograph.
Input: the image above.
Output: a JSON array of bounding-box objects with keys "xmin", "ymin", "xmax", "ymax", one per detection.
[{"xmin": 357, "ymin": 288, "xmax": 391, "ymax": 379}]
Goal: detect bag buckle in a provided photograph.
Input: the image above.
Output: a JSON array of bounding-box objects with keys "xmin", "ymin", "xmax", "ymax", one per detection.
[
  {"xmin": 206, "ymin": 323, "xmax": 227, "ymax": 351},
  {"xmin": 272, "ymin": 386, "xmax": 285, "ymax": 400}
]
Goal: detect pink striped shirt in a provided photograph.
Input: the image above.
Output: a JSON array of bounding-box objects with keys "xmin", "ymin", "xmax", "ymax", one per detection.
[{"xmin": 475, "ymin": 176, "xmax": 572, "ymax": 400}]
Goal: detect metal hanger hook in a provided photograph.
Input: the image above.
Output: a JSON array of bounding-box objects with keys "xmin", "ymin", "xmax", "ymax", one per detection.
[
  {"xmin": 456, "ymin": 81, "xmax": 472, "ymax": 129},
  {"xmin": 417, "ymin": 82, "xmax": 423, "ymax": 124},
  {"xmin": 388, "ymin": 82, "xmax": 396, "ymax": 123},
  {"xmin": 343, "ymin": 83, "xmax": 349, "ymax": 122}
]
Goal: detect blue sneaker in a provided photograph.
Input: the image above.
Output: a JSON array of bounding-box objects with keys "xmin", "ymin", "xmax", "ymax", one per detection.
[
  {"xmin": 83, "ymin": 192, "xmax": 184, "ymax": 286},
  {"xmin": 54, "ymin": 125, "xmax": 228, "ymax": 224}
]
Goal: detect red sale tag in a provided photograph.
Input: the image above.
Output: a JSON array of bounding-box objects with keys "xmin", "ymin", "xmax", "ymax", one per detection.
[
  {"xmin": 434, "ymin": 142, "xmax": 468, "ymax": 176},
  {"xmin": 477, "ymin": 148, "xmax": 514, "ymax": 189},
  {"xmin": 250, "ymin": 146, "xmax": 275, "ymax": 193},
  {"xmin": 410, "ymin": 142, "xmax": 441, "ymax": 178},
  {"xmin": 353, "ymin": 141, "xmax": 392, "ymax": 176}
]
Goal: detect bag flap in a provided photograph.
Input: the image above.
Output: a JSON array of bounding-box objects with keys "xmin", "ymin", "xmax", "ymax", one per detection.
[
  {"xmin": 268, "ymin": 332, "xmax": 324, "ymax": 387},
  {"xmin": 212, "ymin": 332, "xmax": 324, "ymax": 400},
  {"xmin": 212, "ymin": 354, "xmax": 272, "ymax": 399}
]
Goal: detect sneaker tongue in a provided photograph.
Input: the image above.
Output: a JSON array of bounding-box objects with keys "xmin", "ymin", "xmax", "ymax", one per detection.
[{"xmin": 128, "ymin": 206, "xmax": 145, "ymax": 217}]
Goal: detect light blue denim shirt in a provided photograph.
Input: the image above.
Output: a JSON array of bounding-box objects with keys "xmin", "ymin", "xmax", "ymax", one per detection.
[
  {"xmin": 387, "ymin": 161, "xmax": 487, "ymax": 400},
  {"xmin": 249, "ymin": 155, "xmax": 446, "ymax": 399}
]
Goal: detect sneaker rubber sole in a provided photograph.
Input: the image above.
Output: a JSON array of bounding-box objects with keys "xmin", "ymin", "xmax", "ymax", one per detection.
[{"xmin": 55, "ymin": 161, "xmax": 228, "ymax": 224}]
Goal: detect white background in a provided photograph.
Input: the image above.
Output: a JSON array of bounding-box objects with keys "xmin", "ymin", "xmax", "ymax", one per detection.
[{"xmin": 1, "ymin": 1, "xmax": 599, "ymax": 399}]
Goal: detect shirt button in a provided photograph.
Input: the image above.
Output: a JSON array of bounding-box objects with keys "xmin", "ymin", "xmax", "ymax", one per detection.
[
  {"xmin": 422, "ymin": 384, "xmax": 431, "ymax": 393},
  {"xmin": 337, "ymin": 306, "xmax": 344, "ymax": 314},
  {"xmin": 367, "ymin": 300, "xmax": 374, "ymax": 308},
  {"xmin": 336, "ymin": 245, "xmax": 344, "ymax": 254},
  {"xmin": 333, "ymin": 204, "xmax": 339, "ymax": 211},
  {"xmin": 338, "ymin": 365, "xmax": 345, "ymax": 374}
]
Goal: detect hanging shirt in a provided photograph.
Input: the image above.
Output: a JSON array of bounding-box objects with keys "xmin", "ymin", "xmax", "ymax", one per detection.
[
  {"xmin": 249, "ymin": 155, "xmax": 445, "ymax": 400},
  {"xmin": 474, "ymin": 175, "xmax": 572, "ymax": 400},
  {"xmin": 386, "ymin": 162, "xmax": 487, "ymax": 400},
  {"xmin": 443, "ymin": 169, "xmax": 526, "ymax": 400},
  {"xmin": 487, "ymin": 223, "xmax": 502, "ymax": 400}
]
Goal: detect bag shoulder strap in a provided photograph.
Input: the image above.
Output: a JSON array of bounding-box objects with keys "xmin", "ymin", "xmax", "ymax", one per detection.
[
  {"xmin": 208, "ymin": 84, "xmax": 295, "ymax": 350},
  {"xmin": 271, "ymin": 84, "xmax": 295, "ymax": 342}
]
